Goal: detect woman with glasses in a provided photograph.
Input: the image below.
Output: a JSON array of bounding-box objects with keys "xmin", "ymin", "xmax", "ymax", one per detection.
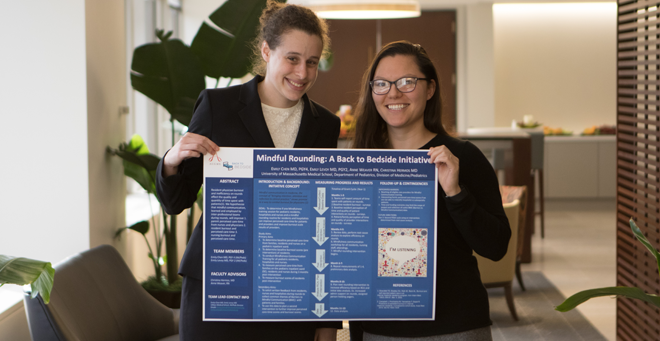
[
  {"xmin": 350, "ymin": 41, "xmax": 511, "ymax": 341},
  {"xmin": 155, "ymin": 1, "xmax": 340, "ymax": 340}
]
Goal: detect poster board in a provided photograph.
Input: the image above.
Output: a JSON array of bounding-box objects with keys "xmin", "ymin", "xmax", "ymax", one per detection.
[{"xmin": 203, "ymin": 148, "xmax": 437, "ymax": 321}]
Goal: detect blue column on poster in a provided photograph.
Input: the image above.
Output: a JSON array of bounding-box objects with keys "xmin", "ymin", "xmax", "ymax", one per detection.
[{"xmin": 203, "ymin": 148, "xmax": 437, "ymax": 321}]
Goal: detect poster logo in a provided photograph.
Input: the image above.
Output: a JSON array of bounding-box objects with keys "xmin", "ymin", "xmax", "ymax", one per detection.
[{"xmin": 204, "ymin": 148, "xmax": 254, "ymax": 178}]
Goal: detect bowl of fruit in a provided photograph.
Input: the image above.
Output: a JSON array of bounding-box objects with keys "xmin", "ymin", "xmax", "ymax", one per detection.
[
  {"xmin": 336, "ymin": 105, "xmax": 355, "ymax": 139},
  {"xmin": 516, "ymin": 115, "xmax": 542, "ymax": 129},
  {"xmin": 582, "ymin": 125, "xmax": 616, "ymax": 136},
  {"xmin": 543, "ymin": 126, "xmax": 573, "ymax": 136}
]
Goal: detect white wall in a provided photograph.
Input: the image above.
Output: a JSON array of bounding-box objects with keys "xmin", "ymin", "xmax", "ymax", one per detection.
[
  {"xmin": 1, "ymin": 0, "xmax": 130, "ymax": 338},
  {"xmin": 0, "ymin": 304, "xmax": 30, "ymax": 341},
  {"xmin": 0, "ymin": 0, "xmax": 129, "ymax": 270},
  {"xmin": 0, "ymin": 1, "xmax": 89, "ymax": 338},
  {"xmin": 493, "ymin": 3, "xmax": 617, "ymax": 133},
  {"xmin": 182, "ymin": 0, "xmax": 223, "ymax": 45},
  {"xmin": 465, "ymin": 3, "xmax": 495, "ymax": 130},
  {"xmin": 86, "ymin": 0, "xmax": 128, "ymax": 257},
  {"xmin": 0, "ymin": 1, "xmax": 89, "ymax": 263}
]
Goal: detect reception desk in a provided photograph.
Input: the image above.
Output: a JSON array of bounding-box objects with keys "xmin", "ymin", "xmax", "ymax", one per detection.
[
  {"xmin": 460, "ymin": 129, "xmax": 534, "ymax": 263},
  {"xmin": 543, "ymin": 135, "xmax": 615, "ymax": 198}
]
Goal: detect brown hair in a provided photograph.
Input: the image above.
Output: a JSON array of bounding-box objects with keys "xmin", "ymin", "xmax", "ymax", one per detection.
[
  {"xmin": 251, "ymin": 0, "xmax": 330, "ymax": 76},
  {"xmin": 352, "ymin": 41, "xmax": 448, "ymax": 149}
]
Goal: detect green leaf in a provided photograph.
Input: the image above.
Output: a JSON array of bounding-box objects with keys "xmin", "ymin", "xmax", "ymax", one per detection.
[
  {"xmin": 129, "ymin": 221, "xmax": 150, "ymax": 234},
  {"xmin": 114, "ymin": 147, "xmax": 160, "ymax": 172},
  {"xmin": 122, "ymin": 159, "xmax": 155, "ymax": 193},
  {"xmin": 115, "ymin": 221, "xmax": 150, "ymax": 239},
  {"xmin": 190, "ymin": 0, "xmax": 281, "ymax": 79},
  {"xmin": 131, "ymin": 33, "xmax": 205, "ymax": 126},
  {"xmin": 0, "ymin": 255, "xmax": 55, "ymax": 304},
  {"xmin": 126, "ymin": 134, "xmax": 150, "ymax": 155},
  {"xmin": 196, "ymin": 186, "xmax": 204, "ymax": 212},
  {"xmin": 556, "ymin": 286, "xmax": 660, "ymax": 312},
  {"xmin": 630, "ymin": 218, "xmax": 660, "ymax": 276},
  {"xmin": 319, "ymin": 48, "xmax": 333, "ymax": 72},
  {"xmin": 109, "ymin": 135, "xmax": 162, "ymax": 194}
]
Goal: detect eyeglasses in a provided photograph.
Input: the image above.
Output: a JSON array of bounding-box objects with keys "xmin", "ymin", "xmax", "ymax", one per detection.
[{"xmin": 370, "ymin": 77, "xmax": 429, "ymax": 95}]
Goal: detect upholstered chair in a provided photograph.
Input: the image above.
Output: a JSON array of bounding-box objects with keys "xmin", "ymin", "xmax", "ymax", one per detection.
[
  {"xmin": 474, "ymin": 199, "xmax": 520, "ymax": 321},
  {"xmin": 23, "ymin": 244, "xmax": 179, "ymax": 341}
]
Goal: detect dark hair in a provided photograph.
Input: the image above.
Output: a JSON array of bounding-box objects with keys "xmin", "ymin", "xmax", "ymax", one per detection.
[
  {"xmin": 352, "ymin": 41, "xmax": 448, "ymax": 149},
  {"xmin": 251, "ymin": 0, "xmax": 330, "ymax": 76}
]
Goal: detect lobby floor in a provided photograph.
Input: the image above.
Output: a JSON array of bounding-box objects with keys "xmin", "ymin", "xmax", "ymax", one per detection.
[{"xmin": 522, "ymin": 198, "xmax": 617, "ymax": 341}]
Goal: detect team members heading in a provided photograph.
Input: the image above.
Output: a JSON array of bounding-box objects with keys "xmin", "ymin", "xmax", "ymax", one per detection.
[{"xmin": 256, "ymin": 153, "xmax": 430, "ymax": 164}]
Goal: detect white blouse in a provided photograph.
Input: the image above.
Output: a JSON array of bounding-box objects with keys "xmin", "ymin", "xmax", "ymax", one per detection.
[{"xmin": 261, "ymin": 100, "xmax": 303, "ymax": 148}]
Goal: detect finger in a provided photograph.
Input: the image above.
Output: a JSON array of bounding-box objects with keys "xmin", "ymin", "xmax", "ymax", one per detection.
[
  {"xmin": 427, "ymin": 149, "xmax": 444, "ymax": 161},
  {"xmin": 433, "ymin": 155, "xmax": 458, "ymax": 172},
  {"xmin": 182, "ymin": 133, "xmax": 219, "ymax": 154},
  {"xmin": 180, "ymin": 133, "xmax": 208, "ymax": 146},
  {"xmin": 430, "ymin": 148, "xmax": 454, "ymax": 162},
  {"xmin": 427, "ymin": 146, "xmax": 441, "ymax": 156},
  {"xmin": 435, "ymin": 155, "xmax": 455, "ymax": 165},
  {"xmin": 203, "ymin": 139, "xmax": 220, "ymax": 153},
  {"xmin": 431, "ymin": 151, "xmax": 450, "ymax": 164},
  {"xmin": 178, "ymin": 143, "xmax": 210, "ymax": 157},
  {"xmin": 427, "ymin": 146, "xmax": 451, "ymax": 158},
  {"xmin": 436, "ymin": 159, "xmax": 458, "ymax": 170},
  {"xmin": 181, "ymin": 150, "xmax": 202, "ymax": 160},
  {"xmin": 181, "ymin": 138, "xmax": 219, "ymax": 156}
]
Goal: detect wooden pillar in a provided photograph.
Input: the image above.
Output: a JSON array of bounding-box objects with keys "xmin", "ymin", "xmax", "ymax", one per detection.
[{"xmin": 505, "ymin": 138, "xmax": 533, "ymax": 263}]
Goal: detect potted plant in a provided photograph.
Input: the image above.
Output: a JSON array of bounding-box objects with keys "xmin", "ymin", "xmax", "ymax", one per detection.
[
  {"xmin": 108, "ymin": 134, "xmax": 190, "ymax": 306},
  {"xmin": 556, "ymin": 218, "xmax": 660, "ymax": 312},
  {"xmin": 0, "ymin": 255, "xmax": 55, "ymax": 304},
  {"xmin": 109, "ymin": 0, "xmax": 280, "ymax": 307}
]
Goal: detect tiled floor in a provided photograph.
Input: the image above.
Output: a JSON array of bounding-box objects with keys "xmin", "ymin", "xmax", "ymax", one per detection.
[
  {"xmin": 489, "ymin": 271, "xmax": 607, "ymax": 340},
  {"xmin": 522, "ymin": 198, "xmax": 617, "ymax": 341}
]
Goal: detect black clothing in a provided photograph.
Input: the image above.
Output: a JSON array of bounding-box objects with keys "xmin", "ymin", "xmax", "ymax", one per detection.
[
  {"xmin": 351, "ymin": 134, "xmax": 511, "ymax": 338},
  {"xmin": 156, "ymin": 76, "xmax": 341, "ymax": 340}
]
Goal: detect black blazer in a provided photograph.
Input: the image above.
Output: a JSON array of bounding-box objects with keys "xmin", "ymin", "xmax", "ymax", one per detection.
[
  {"xmin": 155, "ymin": 76, "xmax": 341, "ymax": 340},
  {"xmin": 156, "ymin": 75, "xmax": 341, "ymax": 280}
]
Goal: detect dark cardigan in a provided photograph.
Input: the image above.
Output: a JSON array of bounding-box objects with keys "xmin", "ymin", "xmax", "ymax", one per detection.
[{"xmin": 351, "ymin": 133, "xmax": 511, "ymax": 338}]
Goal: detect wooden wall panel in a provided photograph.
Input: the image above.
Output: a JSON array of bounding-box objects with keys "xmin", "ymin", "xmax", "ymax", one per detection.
[
  {"xmin": 380, "ymin": 11, "xmax": 457, "ymax": 131},
  {"xmin": 307, "ymin": 11, "xmax": 457, "ymax": 131},
  {"xmin": 617, "ymin": 1, "xmax": 660, "ymax": 339}
]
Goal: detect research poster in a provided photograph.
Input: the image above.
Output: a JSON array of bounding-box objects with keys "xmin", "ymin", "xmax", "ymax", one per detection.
[{"xmin": 203, "ymin": 148, "xmax": 437, "ymax": 321}]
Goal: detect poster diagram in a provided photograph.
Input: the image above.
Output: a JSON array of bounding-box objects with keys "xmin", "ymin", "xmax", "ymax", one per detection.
[
  {"xmin": 378, "ymin": 228, "xmax": 428, "ymax": 277},
  {"xmin": 203, "ymin": 148, "xmax": 437, "ymax": 321}
]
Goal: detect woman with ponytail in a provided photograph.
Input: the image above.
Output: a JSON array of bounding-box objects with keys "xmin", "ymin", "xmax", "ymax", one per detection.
[{"xmin": 156, "ymin": 2, "xmax": 340, "ymax": 340}]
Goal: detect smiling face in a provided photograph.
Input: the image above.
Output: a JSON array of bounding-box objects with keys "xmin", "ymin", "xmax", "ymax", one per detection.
[
  {"xmin": 371, "ymin": 54, "xmax": 436, "ymax": 133},
  {"xmin": 260, "ymin": 29, "xmax": 323, "ymax": 108}
]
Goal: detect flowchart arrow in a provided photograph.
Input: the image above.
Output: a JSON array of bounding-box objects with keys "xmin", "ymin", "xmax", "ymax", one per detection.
[
  {"xmin": 314, "ymin": 187, "xmax": 328, "ymax": 215},
  {"xmin": 312, "ymin": 303, "xmax": 328, "ymax": 317},
  {"xmin": 313, "ymin": 217, "xmax": 328, "ymax": 246},
  {"xmin": 313, "ymin": 274, "xmax": 328, "ymax": 301},
  {"xmin": 313, "ymin": 249, "xmax": 328, "ymax": 272}
]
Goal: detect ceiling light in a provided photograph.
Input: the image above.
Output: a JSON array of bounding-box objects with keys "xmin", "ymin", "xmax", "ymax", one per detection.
[{"xmin": 303, "ymin": 0, "xmax": 421, "ymax": 19}]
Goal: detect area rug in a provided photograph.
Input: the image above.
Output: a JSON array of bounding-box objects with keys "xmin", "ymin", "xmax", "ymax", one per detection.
[{"xmin": 489, "ymin": 271, "xmax": 607, "ymax": 341}]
